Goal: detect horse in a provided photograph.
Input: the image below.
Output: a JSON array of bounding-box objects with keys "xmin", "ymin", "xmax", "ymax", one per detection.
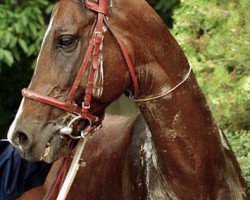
[{"xmin": 8, "ymin": 0, "xmax": 249, "ymax": 199}]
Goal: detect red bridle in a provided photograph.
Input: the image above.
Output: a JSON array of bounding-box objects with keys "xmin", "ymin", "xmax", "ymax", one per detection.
[{"xmin": 22, "ymin": 0, "xmax": 139, "ymax": 134}]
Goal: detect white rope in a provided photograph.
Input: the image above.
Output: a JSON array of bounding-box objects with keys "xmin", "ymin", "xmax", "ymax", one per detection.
[
  {"xmin": 133, "ymin": 64, "xmax": 192, "ymax": 102},
  {"xmin": 56, "ymin": 137, "xmax": 88, "ymax": 200}
]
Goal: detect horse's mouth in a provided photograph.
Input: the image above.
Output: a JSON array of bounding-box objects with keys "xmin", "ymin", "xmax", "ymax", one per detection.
[
  {"xmin": 39, "ymin": 110, "xmax": 104, "ymax": 163},
  {"xmin": 39, "ymin": 117, "xmax": 89, "ymax": 163},
  {"xmin": 41, "ymin": 142, "xmax": 51, "ymax": 160},
  {"xmin": 39, "ymin": 133, "xmax": 69, "ymax": 163}
]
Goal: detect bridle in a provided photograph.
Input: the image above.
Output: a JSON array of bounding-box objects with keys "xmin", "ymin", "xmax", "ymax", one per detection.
[{"xmin": 22, "ymin": 0, "xmax": 139, "ymax": 138}]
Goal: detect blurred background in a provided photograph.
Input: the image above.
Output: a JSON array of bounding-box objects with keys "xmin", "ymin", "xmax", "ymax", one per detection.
[{"xmin": 0, "ymin": 0, "xmax": 249, "ymax": 187}]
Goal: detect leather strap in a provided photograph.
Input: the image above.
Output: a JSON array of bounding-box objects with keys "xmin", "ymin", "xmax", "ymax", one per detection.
[
  {"xmin": 86, "ymin": 0, "xmax": 108, "ymax": 15},
  {"xmin": 106, "ymin": 24, "xmax": 139, "ymax": 98}
]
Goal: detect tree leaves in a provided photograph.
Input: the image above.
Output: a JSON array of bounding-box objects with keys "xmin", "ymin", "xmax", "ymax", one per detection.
[
  {"xmin": 0, "ymin": 0, "xmax": 52, "ymax": 67},
  {"xmin": 0, "ymin": 49, "xmax": 14, "ymax": 66}
]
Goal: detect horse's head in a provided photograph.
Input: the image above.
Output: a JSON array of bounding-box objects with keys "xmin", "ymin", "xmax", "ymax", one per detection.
[
  {"xmin": 8, "ymin": 0, "xmax": 175, "ymax": 162},
  {"xmin": 7, "ymin": 0, "xmax": 149, "ymax": 162}
]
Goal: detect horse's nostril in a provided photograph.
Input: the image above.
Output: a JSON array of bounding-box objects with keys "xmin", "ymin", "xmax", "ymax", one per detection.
[{"xmin": 15, "ymin": 131, "xmax": 29, "ymax": 147}]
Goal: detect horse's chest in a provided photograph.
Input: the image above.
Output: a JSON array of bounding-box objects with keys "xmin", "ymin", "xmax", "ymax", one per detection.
[{"xmin": 125, "ymin": 116, "xmax": 171, "ymax": 200}]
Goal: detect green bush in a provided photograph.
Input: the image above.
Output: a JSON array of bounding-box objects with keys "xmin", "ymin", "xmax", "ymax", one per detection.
[
  {"xmin": 225, "ymin": 130, "xmax": 250, "ymax": 188},
  {"xmin": 0, "ymin": 0, "xmax": 54, "ymax": 66}
]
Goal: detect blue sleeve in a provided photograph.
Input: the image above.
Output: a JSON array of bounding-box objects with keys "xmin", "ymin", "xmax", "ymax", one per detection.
[{"xmin": 0, "ymin": 141, "xmax": 52, "ymax": 200}]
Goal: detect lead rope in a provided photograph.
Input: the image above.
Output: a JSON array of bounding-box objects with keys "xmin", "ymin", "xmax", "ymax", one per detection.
[{"xmin": 56, "ymin": 137, "xmax": 88, "ymax": 200}]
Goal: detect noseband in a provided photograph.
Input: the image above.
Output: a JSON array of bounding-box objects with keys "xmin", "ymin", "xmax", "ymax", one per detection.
[{"xmin": 22, "ymin": 0, "xmax": 139, "ymax": 136}]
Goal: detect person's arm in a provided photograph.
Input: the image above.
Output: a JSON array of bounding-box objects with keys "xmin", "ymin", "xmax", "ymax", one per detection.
[{"xmin": 0, "ymin": 140, "xmax": 52, "ymax": 200}]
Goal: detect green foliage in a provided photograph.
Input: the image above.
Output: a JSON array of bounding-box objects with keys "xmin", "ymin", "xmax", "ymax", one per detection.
[
  {"xmin": 154, "ymin": 0, "xmax": 180, "ymax": 28},
  {"xmin": 225, "ymin": 130, "xmax": 250, "ymax": 188},
  {"xmin": 172, "ymin": 0, "xmax": 250, "ymax": 131},
  {"xmin": 0, "ymin": 0, "xmax": 54, "ymax": 67}
]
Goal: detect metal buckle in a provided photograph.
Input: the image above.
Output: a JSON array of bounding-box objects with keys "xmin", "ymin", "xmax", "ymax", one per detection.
[
  {"xmin": 59, "ymin": 115, "xmax": 99, "ymax": 140},
  {"xmin": 80, "ymin": 123, "xmax": 102, "ymax": 138},
  {"xmin": 82, "ymin": 102, "xmax": 91, "ymax": 110},
  {"xmin": 94, "ymin": 30, "xmax": 103, "ymax": 45},
  {"xmin": 108, "ymin": 0, "xmax": 113, "ymax": 8},
  {"xmin": 94, "ymin": 31, "xmax": 102, "ymax": 36}
]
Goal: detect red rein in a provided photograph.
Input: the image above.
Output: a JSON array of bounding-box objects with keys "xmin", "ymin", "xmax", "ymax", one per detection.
[{"xmin": 22, "ymin": 0, "xmax": 139, "ymax": 131}]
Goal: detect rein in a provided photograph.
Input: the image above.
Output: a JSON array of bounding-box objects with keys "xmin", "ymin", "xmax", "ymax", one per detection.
[
  {"xmin": 56, "ymin": 137, "xmax": 88, "ymax": 200},
  {"xmin": 22, "ymin": 0, "xmax": 139, "ymax": 137},
  {"xmin": 43, "ymin": 138, "xmax": 88, "ymax": 200}
]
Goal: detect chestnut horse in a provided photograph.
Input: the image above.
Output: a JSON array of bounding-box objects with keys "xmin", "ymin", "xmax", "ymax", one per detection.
[{"xmin": 8, "ymin": 0, "xmax": 249, "ymax": 199}]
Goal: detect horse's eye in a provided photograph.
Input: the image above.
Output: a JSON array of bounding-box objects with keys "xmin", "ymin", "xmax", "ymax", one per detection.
[{"xmin": 57, "ymin": 35, "xmax": 77, "ymax": 49}]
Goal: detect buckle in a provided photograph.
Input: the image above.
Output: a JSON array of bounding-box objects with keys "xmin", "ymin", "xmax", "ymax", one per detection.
[
  {"xmin": 82, "ymin": 102, "xmax": 90, "ymax": 110},
  {"xmin": 81, "ymin": 123, "xmax": 102, "ymax": 138},
  {"xmin": 94, "ymin": 31, "xmax": 102, "ymax": 36},
  {"xmin": 94, "ymin": 31, "xmax": 103, "ymax": 44}
]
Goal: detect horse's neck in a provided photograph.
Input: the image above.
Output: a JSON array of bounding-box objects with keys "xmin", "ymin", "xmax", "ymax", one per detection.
[
  {"xmin": 111, "ymin": 1, "xmax": 248, "ymax": 196},
  {"xmin": 124, "ymin": 1, "xmax": 223, "ymax": 183},
  {"xmin": 133, "ymin": 32, "xmax": 248, "ymax": 197}
]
